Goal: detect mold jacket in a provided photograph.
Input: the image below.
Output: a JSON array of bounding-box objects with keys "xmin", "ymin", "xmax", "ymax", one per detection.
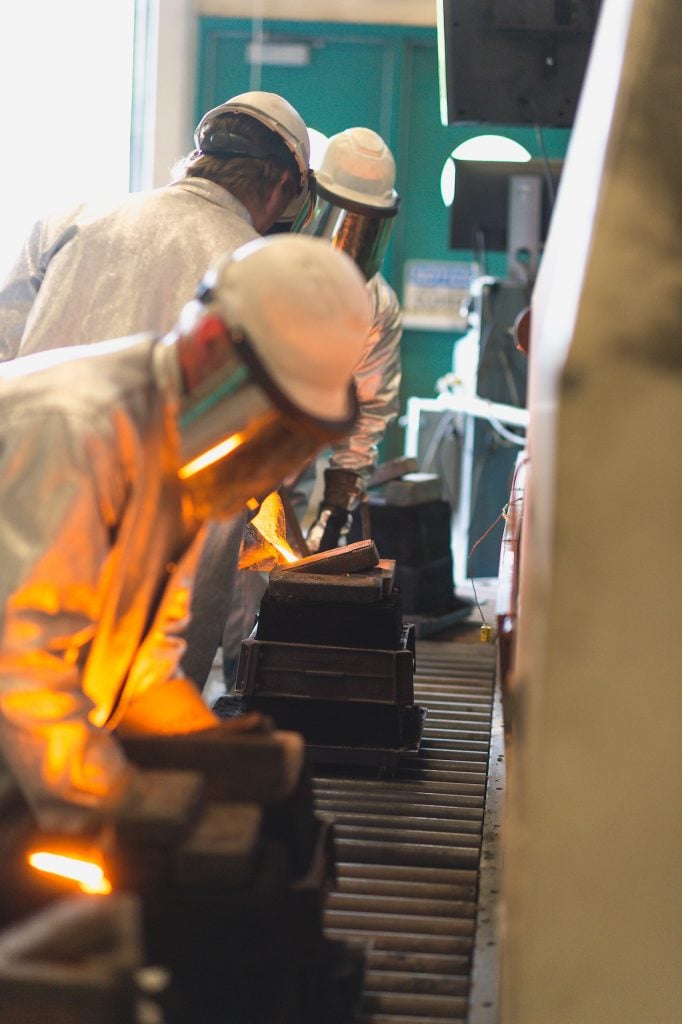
[{"xmin": 0, "ymin": 337, "xmax": 215, "ymax": 830}]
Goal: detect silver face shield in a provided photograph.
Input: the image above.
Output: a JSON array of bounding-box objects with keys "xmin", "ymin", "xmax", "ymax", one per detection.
[
  {"xmin": 176, "ymin": 330, "xmax": 359, "ymax": 520},
  {"xmin": 293, "ymin": 182, "xmax": 399, "ymax": 280}
]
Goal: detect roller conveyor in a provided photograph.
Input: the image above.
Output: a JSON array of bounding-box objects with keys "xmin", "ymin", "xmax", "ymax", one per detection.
[{"xmin": 315, "ymin": 638, "xmax": 497, "ymax": 1024}]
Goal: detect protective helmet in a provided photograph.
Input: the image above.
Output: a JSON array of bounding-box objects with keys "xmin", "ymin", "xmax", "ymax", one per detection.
[
  {"xmin": 168, "ymin": 235, "xmax": 372, "ymax": 519},
  {"xmin": 194, "ymin": 91, "xmax": 313, "ymax": 224},
  {"xmin": 294, "ymin": 126, "xmax": 399, "ymax": 279}
]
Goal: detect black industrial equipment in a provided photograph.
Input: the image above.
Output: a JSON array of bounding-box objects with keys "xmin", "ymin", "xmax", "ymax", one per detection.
[
  {"xmin": 219, "ymin": 543, "xmax": 425, "ymax": 770},
  {"xmin": 344, "ymin": 465, "xmax": 471, "ymax": 632},
  {"xmin": 438, "ymin": 0, "xmax": 602, "ymax": 127},
  {"xmin": 450, "ymin": 157, "xmax": 563, "ymax": 257},
  {"xmin": 355, "ymin": 498, "xmax": 458, "ymax": 615},
  {"xmin": 0, "ymin": 742, "xmax": 363, "ymax": 1024}
]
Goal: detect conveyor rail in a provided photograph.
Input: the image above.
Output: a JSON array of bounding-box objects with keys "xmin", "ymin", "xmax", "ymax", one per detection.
[{"xmin": 315, "ymin": 639, "xmax": 497, "ymax": 1023}]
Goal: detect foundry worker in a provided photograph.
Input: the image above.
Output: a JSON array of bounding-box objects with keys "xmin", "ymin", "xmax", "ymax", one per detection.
[
  {"xmin": 182, "ymin": 127, "xmax": 404, "ymax": 691},
  {"xmin": 0, "ymin": 90, "xmax": 313, "ymax": 361},
  {"xmin": 297, "ymin": 126, "xmax": 402, "ymax": 552},
  {"xmin": 0, "ymin": 235, "xmax": 371, "ymax": 832}
]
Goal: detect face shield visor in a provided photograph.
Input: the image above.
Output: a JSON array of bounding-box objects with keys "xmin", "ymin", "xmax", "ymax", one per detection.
[
  {"xmin": 175, "ymin": 328, "xmax": 359, "ymax": 520},
  {"xmin": 293, "ymin": 181, "xmax": 399, "ymax": 280}
]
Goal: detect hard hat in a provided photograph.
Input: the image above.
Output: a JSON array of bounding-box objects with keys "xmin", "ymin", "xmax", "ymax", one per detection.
[
  {"xmin": 316, "ymin": 127, "xmax": 398, "ymax": 209},
  {"xmin": 171, "ymin": 235, "xmax": 371, "ymax": 519},
  {"xmin": 208, "ymin": 235, "xmax": 369, "ymax": 417},
  {"xmin": 293, "ymin": 127, "xmax": 399, "ymax": 279},
  {"xmin": 195, "ymin": 91, "xmax": 312, "ymax": 223}
]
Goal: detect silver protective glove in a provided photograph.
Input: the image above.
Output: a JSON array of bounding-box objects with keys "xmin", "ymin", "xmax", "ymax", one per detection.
[{"xmin": 306, "ymin": 468, "xmax": 365, "ymax": 553}]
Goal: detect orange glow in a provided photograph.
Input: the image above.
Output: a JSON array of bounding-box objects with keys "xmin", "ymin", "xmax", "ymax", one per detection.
[
  {"xmin": 273, "ymin": 540, "xmax": 298, "ymax": 564},
  {"xmin": 28, "ymin": 851, "xmax": 112, "ymax": 895},
  {"xmin": 178, "ymin": 432, "xmax": 245, "ymax": 479},
  {"xmin": 239, "ymin": 491, "xmax": 299, "ymax": 569}
]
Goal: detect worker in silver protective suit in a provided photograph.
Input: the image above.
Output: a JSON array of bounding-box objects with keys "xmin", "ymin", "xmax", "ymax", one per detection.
[
  {"xmin": 298, "ymin": 126, "xmax": 403, "ymax": 552},
  {"xmin": 0, "ymin": 235, "xmax": 371, "ymax": 832},
  {"xmin": 190, "ymin": 127, "xmax": 403, "ymax": 694},
  {"xmin": 0, "ymin": 90, "xmax": 314, "ymax": 361}
]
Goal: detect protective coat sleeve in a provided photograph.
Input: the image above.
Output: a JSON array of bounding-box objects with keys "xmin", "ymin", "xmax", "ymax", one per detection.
[
  {"xmin": 0, "ymin": 390, "xmax": 213, "ymax": 828},
  {"xmin": 0, "ymin": 211, "xmax": 83, "ymax": 362},
  {"xmin": 328, "ymin": 272, "xmax": 403, "ymax": 479},
  {"xmin": 0, "ymin": 405, "xmax": 134, "ymax": 826}
]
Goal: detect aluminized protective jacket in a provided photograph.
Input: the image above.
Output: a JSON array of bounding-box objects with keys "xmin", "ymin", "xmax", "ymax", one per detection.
[
  {"xmin": 0, "ymin": 178, "xmax": 259, "ymax": 361},
  {"xmin": 328, "ymin": 271, "xmax": 402, "ymax": 477},
  {"xmin": 0, "ymin": 336, "xmax": 216, "ymax": 828}
]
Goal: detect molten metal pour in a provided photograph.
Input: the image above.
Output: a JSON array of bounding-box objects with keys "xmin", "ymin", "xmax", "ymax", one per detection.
[{"xmin": 238, "ymin": 491, "xmax": 301, "ymax": 570}]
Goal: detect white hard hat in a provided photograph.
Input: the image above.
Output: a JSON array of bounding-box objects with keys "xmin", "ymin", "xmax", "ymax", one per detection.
[
  {"xmin": 195, "ymin": 91, "xmax": 311, "ymax": 221},
  {"xmin": 208, "ymin": 235, "xmax": 371, "ymax": 420},
  {"xmin": 173, "ymin": 235, "xmax": 371, "ymax": 519},
  {"xmin": 293, "ymin": 127, "xmax": 399, "ymax": 279},
  {"xmin": 316, "ymin": 127, "xmax": 398, "ymax": 210}
]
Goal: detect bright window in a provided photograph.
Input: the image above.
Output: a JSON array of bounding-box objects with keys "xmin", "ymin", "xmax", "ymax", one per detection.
[{"xmin": 0, "ymin": 1, "xmax": 136, "ymax": 277}]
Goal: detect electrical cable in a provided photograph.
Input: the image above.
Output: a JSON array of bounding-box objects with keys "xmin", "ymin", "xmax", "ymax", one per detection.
[
  {"xmin": 496, "ymin": 346, "xmax": 522, "ymax": 407},
  {"xmin": 468, "ymin": 495, "xmax": 524, "ymax": 639},
  {"xmin": 534, "ymin": 122, "xmax": 556, "ymax": 210},
  {"xmin": 421, "ymin": 410, "xmax": 458, "ymax": 473},
  {"xmin": 486, "ymin": 414, "xmax": 526, "ymax": 447}
]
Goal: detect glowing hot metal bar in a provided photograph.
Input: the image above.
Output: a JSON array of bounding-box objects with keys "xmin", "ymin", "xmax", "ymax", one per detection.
[{"xmin": 28, "ymin": 851, "xmax": 112, "ymax": 895}]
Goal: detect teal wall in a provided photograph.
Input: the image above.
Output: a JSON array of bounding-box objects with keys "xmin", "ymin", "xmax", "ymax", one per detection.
[{"xmin": 197, "ymin": 18, "xmax": 570, "ymax": 458}]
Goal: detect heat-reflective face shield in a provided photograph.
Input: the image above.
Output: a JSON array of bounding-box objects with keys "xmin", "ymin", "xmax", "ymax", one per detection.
[
  {"xmin": 176, "ymin": 330, "xmax": 358, "ymax": 520},
  {"xmin": 293, "ymin": 181, "xmax": 399, "ymax": 280}
]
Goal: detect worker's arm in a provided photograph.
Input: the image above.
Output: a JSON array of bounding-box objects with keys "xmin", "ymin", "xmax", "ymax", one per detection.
[
  {"xmin": 0, "ymin": 406, "xmax": 135, "ymax": 830},
  {"xmin": 114, "ymin": 530, "xmax": 220, "ymax": 736},
  {"xmin": 0, "ymin": 211, "xmax": 82, "ymax": 362},
  {"xmin": 307, "ymin": 273, "xmax": 403, "ymax": 552}
]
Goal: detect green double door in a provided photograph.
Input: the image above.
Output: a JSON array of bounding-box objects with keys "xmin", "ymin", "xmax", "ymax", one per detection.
[{"xmin": 196, "ymin": 18, "xmax": 570, "ymax": 458}]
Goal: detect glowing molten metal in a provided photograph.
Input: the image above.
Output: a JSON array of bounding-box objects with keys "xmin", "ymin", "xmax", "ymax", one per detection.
[
  {"xmin": 239, "ymin": 491, "xmax": 299, "ymax": 570},
  {"xmin": 28, "ymin": 850, "xmax": 112, "ymax": 895}
]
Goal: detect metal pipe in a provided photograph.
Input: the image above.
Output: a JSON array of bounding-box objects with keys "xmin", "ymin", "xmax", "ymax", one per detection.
[
  {"xmin": 326, "ymin": 893, "xmax": 478, "ymax": 919},
  {"xmin": 325, "ymin": 811, "xmax": 482, "ymax": 836},
  {"xmin": 333, "ymin": 825, "xmax": 480, "ymax": 849},
  {"xmin": 334, "ymin": 839, "xmax": 479, "ymax": 869},
  {"xmin": 313, "ymin": 778, "xmax": 486, "ymax": 802},
  {"xmin": 315, "ymin": 797, "xmax": 483, "ymax": 821},
  {"xmin": 335, "ymin": 863, "xmax": 478, "ymax": 886},
  {"xmin": 363, "ymin": 990, "xmax": 469, "ymax": 1018},
  {"xmin": 394, "ymin": 769, "xmax": 486, "ymax": 786},
  {"xmin": 364, "ymin": 968, "xmax": 470, "ymax": 996},
  {"xmin": 324, "ymin": 909, "xmax": 475, "ymax": 937},
  {"xmin": 324, "ymin": 926, "xmax": 473, "ymax": 957},
  {"xmin": 398, "ymin": 757, "xmax": 488, "ymax": 773},
  {"xmin": 334, "ymin": 877, "xmax": 477, "ymax": 901},
  {"xmin": 365, "ymin": 949, "xmax": 471, "ymax": 975},
  {"xmin": 415, "ymin": 746, "xmax": 489, "ymax": 762}
]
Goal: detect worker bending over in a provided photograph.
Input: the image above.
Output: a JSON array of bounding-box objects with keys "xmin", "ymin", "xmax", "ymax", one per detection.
[{"xmin": 0, "ymin": 235, "xmax": 370, "ymax": 832}]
